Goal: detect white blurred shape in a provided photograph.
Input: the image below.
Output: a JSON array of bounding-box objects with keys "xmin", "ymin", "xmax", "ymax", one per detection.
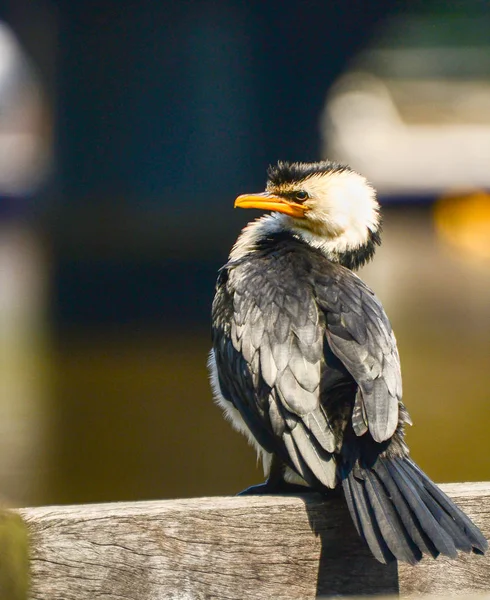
[
  {"xmin": 0, "ymin": 21, "xmax": 51, "ymax": 196},
  {"xmin": 323, "ymin": 69, "xmax": 490, "ymax": 194},
  {"xmin": 0, "ymin": 22, "xmax": 17, "ymax": 86}
]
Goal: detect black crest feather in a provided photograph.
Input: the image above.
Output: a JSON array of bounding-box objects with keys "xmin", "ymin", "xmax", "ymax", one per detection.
[{"xmin": 267, "ymin": 160, "xmax": 351, "ymax": 186}]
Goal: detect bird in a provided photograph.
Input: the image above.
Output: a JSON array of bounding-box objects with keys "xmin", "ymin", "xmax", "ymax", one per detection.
[{"xmin": 209, "ymin": 159, "xmax": 488, "ymax": 564}]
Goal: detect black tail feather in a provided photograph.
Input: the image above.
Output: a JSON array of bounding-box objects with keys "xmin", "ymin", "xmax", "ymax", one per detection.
[
  {"xmin": 395, "ymin": 458, "xmax": 473, "ymax": 553},
  {"xmin": 341, "ymin": 456, "xmax": 488, "ymax": 564},
  {"xmin": 364, "ymin": 469, "xmax": 422, "ymax": 564},
  {"xmin": 383, "ymin": 459, "xmax": 458, "ymax": 558},
  {"xmin": 405, "ymin": 458, "xmax": 487, "ymax": 554},
  {"xmin": 372, "ymin": 459, "xmax": 439, "ymax": 559},
  {"xmin": 346, "ymin": 470, "xmax": 394, "ymax": 564},
  {"xmin": 342, "ymin": 470, "xmax": 362, "ymax": 537}
]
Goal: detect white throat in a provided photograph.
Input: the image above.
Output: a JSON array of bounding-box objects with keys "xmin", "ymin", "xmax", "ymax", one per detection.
[
  {"xmin": 229, "ymin": 211, "xmax": 378, "ymax": 264},
  {"xmin": 229, "ymin": 214, "xmax": 289, "ymax": 261}
]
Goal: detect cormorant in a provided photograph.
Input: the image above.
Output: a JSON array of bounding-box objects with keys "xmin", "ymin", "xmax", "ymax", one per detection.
[{"xmin": 209, "ymin": 160, "xmax": 487, "ymax": 564}]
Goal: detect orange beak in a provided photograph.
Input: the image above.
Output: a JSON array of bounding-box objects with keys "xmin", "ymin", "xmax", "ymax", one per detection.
[{"xmin": 234, "ymin": 192, "xmax": 308, "ymax": 218}]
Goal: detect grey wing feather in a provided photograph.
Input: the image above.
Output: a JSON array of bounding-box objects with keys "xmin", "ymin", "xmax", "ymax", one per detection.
[
  {"xmin": 289, "ymin": 420, "xmax": 337, "ymax": 487},
  {"xmin": 259, "ymin": 333, "xmax": 278, "ymax": 387},
  {"xmin": 270, "ymin": 293, "xmax": 337, "ymax": 455},
  {"xmin": 315, "ymin": 269, "xmax": 401, "ymax": 443},
  {"xmin": 352, "ymin": 390, "xmax": 368, "ymax": 436},
  {"xmin": 216, "ymin": 264, "xmax": 338, "ymax": 481}
]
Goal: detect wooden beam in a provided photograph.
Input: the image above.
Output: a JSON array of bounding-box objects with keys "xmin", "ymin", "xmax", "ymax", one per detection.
[{"xmin": 19, "ymin": 482, "xmax": 490, "ymax": 600}]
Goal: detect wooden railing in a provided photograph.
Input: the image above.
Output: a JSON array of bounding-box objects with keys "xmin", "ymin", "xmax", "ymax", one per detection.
[{"xmin": 10, "ymin": 482, "xmax": 490, "ymax": 599}]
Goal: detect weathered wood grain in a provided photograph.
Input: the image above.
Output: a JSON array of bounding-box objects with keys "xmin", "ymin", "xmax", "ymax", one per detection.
[{"xmin": 18, "ymin": 482, "xmax": 490, "ymax": 600}]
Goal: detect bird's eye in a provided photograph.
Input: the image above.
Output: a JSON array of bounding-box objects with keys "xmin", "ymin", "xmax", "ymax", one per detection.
[{"xmin": 294, "ymin": 190, "xmax": 309, "ymax": 202}]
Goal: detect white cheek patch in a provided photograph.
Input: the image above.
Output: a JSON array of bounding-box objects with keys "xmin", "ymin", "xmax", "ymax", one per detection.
[{"xmin": 297, "ymin": 170, "xmax": 380, "ymax": 254}]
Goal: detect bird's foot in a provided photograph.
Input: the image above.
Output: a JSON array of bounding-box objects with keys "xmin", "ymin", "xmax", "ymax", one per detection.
[{"xmin": 238, "ymin": 479, "xmax": 312, "ymax": 496}]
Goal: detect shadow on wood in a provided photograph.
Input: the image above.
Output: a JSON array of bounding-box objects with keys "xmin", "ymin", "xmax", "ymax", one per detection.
[{"xmin": 302, "ymin": 492, "xmax": 399, "ymax": 597}]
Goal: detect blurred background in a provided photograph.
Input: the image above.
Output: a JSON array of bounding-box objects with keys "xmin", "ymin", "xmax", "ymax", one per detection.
[{"xmin": 0, "ymin": 0, "xmax": 488, "ymax": 508}]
